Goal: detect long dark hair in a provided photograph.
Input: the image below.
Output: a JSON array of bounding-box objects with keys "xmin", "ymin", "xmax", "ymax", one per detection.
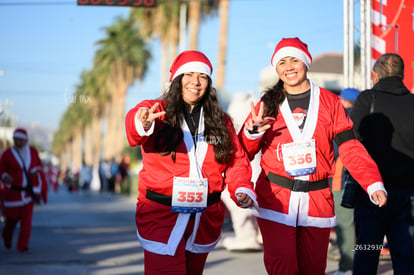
[
  {"xmin": 260, "ymin": 79, "xmax": 286, "ymax": 118},
  {"xmin": 154, "ymin": 75, "xmax": 233, "ymax": 164}
]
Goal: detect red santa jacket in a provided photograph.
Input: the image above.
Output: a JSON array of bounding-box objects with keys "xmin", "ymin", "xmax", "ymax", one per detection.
[
  {"xmin": 239, "ymin": 81, "xmax": 384, "ymax": 228},
  {"xmin": 0, "ymin": 145, "xmax": 48, "ymax": 207},
  {"xmin": 125, "ymin": 99, "xmax": 255, "ymax": 255}
]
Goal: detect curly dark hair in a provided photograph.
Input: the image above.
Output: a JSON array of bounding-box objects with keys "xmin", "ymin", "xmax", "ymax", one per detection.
[
  {"xmin": 154, "ymin": 74, "xmax": 234, "ymax": 164},
  {"xmin": 260, "ymin": 79, "xmax": 286, "ymax": 118}
]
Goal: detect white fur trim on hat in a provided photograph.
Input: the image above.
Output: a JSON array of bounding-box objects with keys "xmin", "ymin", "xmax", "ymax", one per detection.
[
  {"xmin": 171, "ymin": 61, "xmax": 212, "ymax": 81},
  {"xmin": 13, "ymin": 132, "xmax": 28, "ymax": 140},
  {"xmin": 271, "ymin": 47, "xmax": 312, "ymax": 69}
]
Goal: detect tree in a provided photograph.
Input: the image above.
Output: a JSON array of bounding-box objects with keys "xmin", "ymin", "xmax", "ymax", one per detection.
[
  {"xmin": 216, "ymin": 0, "xmax": 229, "ymax": 89},
  {"xmin": 94, "ymin": 15, "xmax": 151, "ymax": 160},
  {"xmin": 130, "ymin": 1, "xmax": 181, "ymax": 90}
]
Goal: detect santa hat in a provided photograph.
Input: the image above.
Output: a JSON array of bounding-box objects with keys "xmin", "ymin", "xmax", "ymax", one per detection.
[
  {"xmin": 13, "ymin": 128, "xmax": 28, "ymax": 140},
  {"xmin": 271, "ymin": 37, "xmax": 312, "ymax": 69},
  {"xmin": 169, "ymin": 50, "xmax": 213, "ymax": 81}
]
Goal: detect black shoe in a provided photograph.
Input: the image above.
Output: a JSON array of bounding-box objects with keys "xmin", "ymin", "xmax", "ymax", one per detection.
[
  {"xmin": 4, "ymin": 241, "xmax": 11, "ymax": 249},
  {"xmin": 19, "ymin": 247, "xmax": 31, "ymax": 254}
]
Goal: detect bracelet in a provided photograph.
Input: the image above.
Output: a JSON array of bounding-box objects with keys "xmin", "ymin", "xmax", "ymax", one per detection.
[{"xmin": 248, "ymin": 125, "xmax": 259, "ymax": 134}]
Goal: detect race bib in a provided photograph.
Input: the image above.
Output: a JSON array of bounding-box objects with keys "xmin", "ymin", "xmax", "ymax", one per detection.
[
  {"xmin": 281, "ymin": 139, "xmax": 317, "ymax": 176},
  {"xmin": 171, "ymin": 177, "xmax": 208, "ymax": 213}
]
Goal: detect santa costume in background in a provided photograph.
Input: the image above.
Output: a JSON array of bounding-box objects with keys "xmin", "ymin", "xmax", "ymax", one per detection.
[
  {"xmin": 221, "ymin": 92, "xmax": 263, "ymax": 251},
  {"xmin": 239, "ymin": 38, "xmax": 385, "ymax": 274},
  {"xmin": 125, "ymin": 51, "xmax": 256, "ymax": 274},
  {"xmin": 0, "ymin": 128, "xmax": 48, "ymax": 252}
]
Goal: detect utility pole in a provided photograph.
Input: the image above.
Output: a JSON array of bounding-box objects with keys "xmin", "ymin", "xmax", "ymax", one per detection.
[
  {"xmin": 343, "ymin": 0, "xmax": 355, "ymax": 89},
  {"xmin": 179, "ymin": 2, "xmax": 187, "ymax": 52},
  {"xmin": 360, "ymin": 0, "xmax": 371, "ymax": 90}
]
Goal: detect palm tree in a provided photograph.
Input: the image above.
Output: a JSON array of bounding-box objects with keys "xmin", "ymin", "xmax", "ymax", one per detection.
[
  {"xmin": 131, "ymin": 0, "xmax": 221, "ymax": 91},
  {"xmin": 94, "ymin": 15, "xmax": 151, "ymax": 160},
  {"xmin": 216, "ymin": 0, "xmax": 229, "ymax": 89},
  {"xmin": 52, "ymin": 93, "xmax": 88, "ymax": 172},
  {"xmin": 81, "ymin": 68, "xmax": 110, "ymax": 166},
  {"xmin": 188, "ymin": 0, "xmax": 202, "ymax": 50},
  {"xmin": 130, "ymin": 1, "xmax": 181, "ymax": 90},
  {"xmin": 188, "ymin": 0, "xmax": 220, "ymax": 50}
]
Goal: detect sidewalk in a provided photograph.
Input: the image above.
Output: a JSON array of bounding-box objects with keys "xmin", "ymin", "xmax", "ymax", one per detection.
[{"xmin": 0, "ymin": 187, "xmax": 392, "ymax": 274}]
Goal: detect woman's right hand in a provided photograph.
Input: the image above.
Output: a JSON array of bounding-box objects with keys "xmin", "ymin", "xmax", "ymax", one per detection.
[
  {"xmin": 244, "ymin": 101, "xmax": 273, "ymax": 133},
  {"xmin": 136, "ymin": 102, "xmax": 166, "ymax": 129}
]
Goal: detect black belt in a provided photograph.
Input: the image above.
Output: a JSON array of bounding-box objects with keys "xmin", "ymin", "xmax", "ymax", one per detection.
[
  {"xmin": 146, "ymin": 189, "xmax": 221, "ymax": 207},
  {"xmin": 10, "ymin": 186, "xmax": 29, "ymax": 191},
  {"xmin": 266, "ymin": 172, "xmax": 329, "ymax": 192}
]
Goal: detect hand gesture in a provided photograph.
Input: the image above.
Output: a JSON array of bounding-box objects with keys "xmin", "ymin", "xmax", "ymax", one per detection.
[
  {"xmin": 1, "ymin": 174, "xmax": 13, "ymax": 184},
  {"xmin": 136, "ymin": 102, "xmax": 166, "ymax": 129},
  {"xmin": 244, "ymin": 101, "xmax": 274, "ymax": 133},
  {"xmin": 236, "ymin": 192, "xmax": 256, "ymax": 209},
  {"xmin": 371, "ymin": 190, "xmax": 387, "ymax": 207}
]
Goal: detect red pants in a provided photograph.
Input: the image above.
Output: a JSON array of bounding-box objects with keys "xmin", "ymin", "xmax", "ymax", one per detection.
[
  {"xmin": 143, "ymin": 217, "xmax": 209, "ymax": 275},
  {"xmin": 257, "ymin": 218, "xmax": 330, "ymax": 275},
  {"xmin": 2, "ymin": 202, "xmax": 34, "ymax": 251}
]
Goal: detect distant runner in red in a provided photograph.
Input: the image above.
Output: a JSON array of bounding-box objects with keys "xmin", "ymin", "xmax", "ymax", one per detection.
[
  {"xmin": 0, "ymin": 128, "xmax": 48, "ymax": 253},
  {"xmin": 125, "ymin": 50, "xmax": 256, "ymax": 274},
  {"xmin": 238, "ymin": 37, "xmax": 387, "ymax": 275}
]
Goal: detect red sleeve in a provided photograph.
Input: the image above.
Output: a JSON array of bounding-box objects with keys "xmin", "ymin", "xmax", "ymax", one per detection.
[
  {"xmin": 339, "ymin": 139, "xmax": 383, "ymax": 192},
  {"xmin": 224, "ymin": 116, "xmax": 256, "ymax": 204},
  {"xmin": 41, "ymin": 171, "xmax": 48, "ymax": 204},
  {"xmin": 30, "ymin": 147, "xmax": 48, "ymax": 204},
  {"xmin": 329, "ymin": 95, "xmax": 383, "ymax": 192},
  {"xmin": 125, "ymin": 99, "xmax": 165, "ymax": 147},
  {"xmin": 238, "ymin": 101, "xmax": 265, "ymax": 160}
]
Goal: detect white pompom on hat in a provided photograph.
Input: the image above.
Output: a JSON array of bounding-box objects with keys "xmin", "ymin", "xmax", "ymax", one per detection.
[
  {"xmin": 13, "ymin": 128, "xmax": 28, "ymax": 140},
  {"xmin": 169, "ymin": 50, "xmax": 213, "ymax": 81},
  {"xmin": 271, "ymin": 37, "xmax": 312, "ymax": 69}
]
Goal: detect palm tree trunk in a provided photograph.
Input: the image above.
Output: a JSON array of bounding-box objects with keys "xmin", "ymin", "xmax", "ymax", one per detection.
[
  {"xmin": 188, "ymin": 0, "xmax": 201, "ymax": 50},
  {"xmin": 111, "ymin": 93, "xmax": 127, "ymax": 159},
  {"xmin": 60, "ymin": 143, "xmax": 71, "ymax": 172},
  {"xmin": 216, "ymin": 0, "xmax": 230, "ymax": 89},
  {"xmin": 160, "ymin": 38, "xmax": 168, "ymax": 93},
  {"xmin": 104, "ymin": 69, "xmax": 129, "ymax": 161},
  {"xmin": 72, "ymin": 131, "xmax": 83, "ymax": 171},
  {"xmin": 84, "ymin": 125, "xmax": 93, "ymax": 165},
  {"xmin": 168, "ymin": 18, "xmax": 180, "ymax": 69},
  {"xmin": 91, "ymin": 115, "xmax": 102, "ymax": 164}
]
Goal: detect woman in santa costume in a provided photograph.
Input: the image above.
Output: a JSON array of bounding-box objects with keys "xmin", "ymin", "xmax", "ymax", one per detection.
[
  {"xmin": 125, "ymin": 50, "xmax": 256, "ymax": 274},
  {"xmin": 0, "ymin": 128, "xmax": 48, "ymax": 252},
  {"xmin": 238, "ymin": 37, "xmax": 388, "ymax": 275}
]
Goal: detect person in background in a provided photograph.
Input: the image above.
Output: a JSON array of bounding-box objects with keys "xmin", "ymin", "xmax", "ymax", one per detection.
[
  {"xmin": 108, "ymin": 157, "xmax": 119, "ymax": 193},
  {"xmin": 238, "ymin": 37, "xmax": 387, "ymax": 274},
  {"xmin": 118, "ymin": 155, "xmax": 130, "ymax": 193},
  {"xmin": 0, "ymin": 128, "xmax": 48, "ymax": 253},
  {"xmin": 98, "ymin": 159, "xmax": 110, "ymax": 192},
  {"xmin": 124, "ymin": 50, "xmax": 256, "ymax": 274},
  {"xmin": 79, "ymin": 161, "xmax": 92, "ymax": 192},
  {"xmin": 350, "ymin": 53, "xmax": 414, "ymax": 274},
  {"xmin": 329, "ymin": 87, "xmax": 360, "ymax": 275},
  {"xmin": 221, "ymin": 92, "xmax": 263, "ymax": 252}
]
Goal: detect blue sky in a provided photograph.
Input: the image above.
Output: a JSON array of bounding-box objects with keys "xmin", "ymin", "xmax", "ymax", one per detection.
[{"xmin": 0, "ymin": 0, "xmax": 344, "ymax": 130}]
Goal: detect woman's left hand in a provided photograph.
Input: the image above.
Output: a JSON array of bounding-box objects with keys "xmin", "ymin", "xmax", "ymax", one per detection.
[
  {"xmin": 371, "ymin": 190, "xmax": 387, "ymax": 207},
  {"xmin": 236, "ymin": 192, "xmax": 255, "ymax": 208}
]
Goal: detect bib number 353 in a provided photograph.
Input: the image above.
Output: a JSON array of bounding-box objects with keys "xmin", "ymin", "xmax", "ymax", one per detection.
[{"xmin": 172, "ymin": 177, "xmax": 208, "ymax": 213}]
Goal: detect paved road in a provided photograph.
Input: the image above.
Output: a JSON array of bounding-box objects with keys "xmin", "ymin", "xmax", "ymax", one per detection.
[{"xmin": 0, "ymin": 188, "xmax": 392, "ymax": 274}]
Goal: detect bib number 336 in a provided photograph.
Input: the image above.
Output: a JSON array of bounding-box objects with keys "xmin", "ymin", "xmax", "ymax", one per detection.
[{"xmin": 281, "ymin": 139, "xmax": 317, "ymax": 177}]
